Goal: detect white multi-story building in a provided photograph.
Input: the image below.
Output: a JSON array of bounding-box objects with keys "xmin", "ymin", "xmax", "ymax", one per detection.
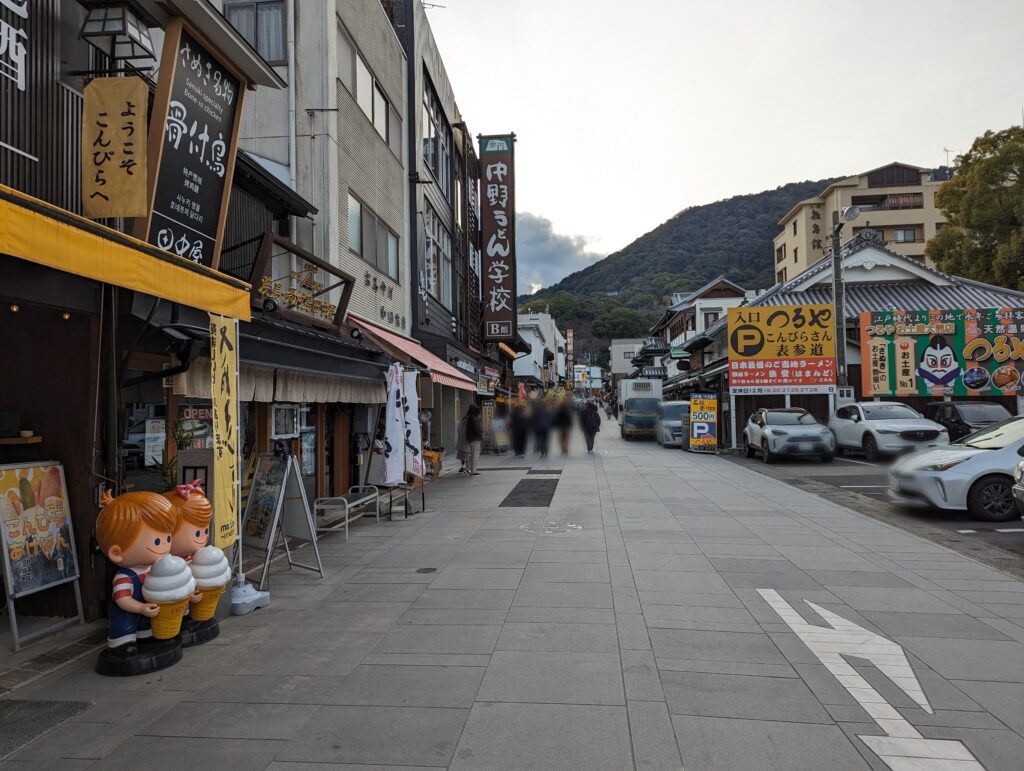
[
  {"xmin": 515, "ymin": 313, "xmax": 565, "ymax": 387},
  {"xmin": 609, "ymin": 338, "xmax": 644, "ymax": 377}
]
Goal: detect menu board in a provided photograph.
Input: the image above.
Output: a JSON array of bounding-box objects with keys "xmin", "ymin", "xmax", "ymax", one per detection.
[
  {"xmin": 0, "ymin": 462, "xmax": 79, "ymax": 599},
  {"xmin": 146, "ymin": 28, "xmax": 240, "ymax": 267},
  {"xmin": 241, "ymin": 453, "xmax": 287, "ymax": 552}
]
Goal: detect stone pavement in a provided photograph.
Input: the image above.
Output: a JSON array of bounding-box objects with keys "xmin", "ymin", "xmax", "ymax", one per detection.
[{"xmin": 3, "ymin": 430, "xmax": 1024, "ymax": 769}]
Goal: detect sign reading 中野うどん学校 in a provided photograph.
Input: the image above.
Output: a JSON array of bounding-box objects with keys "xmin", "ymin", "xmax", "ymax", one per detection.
[
  {"xmin": 479, "ymin": 134, "xmax": 517, "ymax": 342},
  {"xmin": 727, "ymin": 304, "xmax": 836, "ymax": 395},
  {"xmin": 861, "ymin": 308, "xmax": 1024, "ymax": 397}
]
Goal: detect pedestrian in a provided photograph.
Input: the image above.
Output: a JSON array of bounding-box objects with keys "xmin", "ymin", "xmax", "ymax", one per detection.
[
  {"xmin": 533, "ymin": 398, "xmax": 552, "ymax": 457},
  {"xmin": 511, "ymin": 403, "xmax": 529, "ymax": 457},
  {"xmin": 554, "ymin": 396, "xmax": 573, "ymax": 455},
  {"xmin": 455, "ymin": 411, "xmax": 470, "ymax": 474},
  {"xmin": 580, "ymin": 401, "xmax": 602, "ymax": 453},
  {"xmin": 463, "ymin": 403, "xmax": 483, "ymax": 475}
]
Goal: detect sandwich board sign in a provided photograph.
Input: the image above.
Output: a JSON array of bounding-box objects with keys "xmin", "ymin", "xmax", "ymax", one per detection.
[
  {"xmin": 688, "ymin": 393, "xmax": 719, "ymax": 453},
  {"xmin": 241, "ymin": 453, "xmax": 323, "ymax": 590}
]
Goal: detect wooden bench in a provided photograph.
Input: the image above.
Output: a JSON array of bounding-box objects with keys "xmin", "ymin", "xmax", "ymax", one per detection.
[{"xmin": 313, "ymin": 485, "xmax": 380, "ymax": 540}]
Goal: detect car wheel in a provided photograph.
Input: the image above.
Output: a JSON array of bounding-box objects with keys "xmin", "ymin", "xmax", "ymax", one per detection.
[
  {"xmin": 821, "ymin": 452, "xmax": 834, "ymax": 463},
  {"xmin": 761, "ymin": 440, "xmax": 774, "ymax": 464},
  {"xmin": 967, "ymin": 475, "xmax": 1017, "ymax": 522},
  {"xmin": 744, "ymin": 436, "xmax": 755, "ymax": 458},
  {"xmin": 862, "ymin": 433, "xmax": 879, "ymax": 462}
]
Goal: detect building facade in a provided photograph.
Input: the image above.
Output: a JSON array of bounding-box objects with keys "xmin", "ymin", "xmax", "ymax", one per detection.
[
  {"xmin": 514, "ymin": 313, "xmax": 565, "ymax": 389},
  {"xmin": 609, "ymin": 338, "xmax": 644, "ymax": 377},
  {"xmin": 772, "ymin": 162, "xmax": 950, "ymax": 280}
]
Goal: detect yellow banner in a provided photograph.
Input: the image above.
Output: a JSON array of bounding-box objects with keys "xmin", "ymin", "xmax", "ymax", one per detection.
[
  {"xmin": 82, "ymin": 77, "xmax": 148, "ymax": 218},
  {"xmin": 727, "ymin": 304, "xmax": 836, "ymax": 361},
  {"xmin": 209, "ymin": 315, "xmax": 239, "ymax": 548}
]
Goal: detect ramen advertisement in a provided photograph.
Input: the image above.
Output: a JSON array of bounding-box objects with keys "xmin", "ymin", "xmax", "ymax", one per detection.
[
  {"xmin": 1, "ymin": 462, "xmax": 79, "ymax": 598},
  {"xmin": 860, "ymin": 308, "xmax": 1024, "ymax": 397}
]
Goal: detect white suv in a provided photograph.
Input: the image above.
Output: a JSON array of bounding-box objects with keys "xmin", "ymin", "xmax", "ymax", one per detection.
[{"xmin": 828, "ymin": 402, "xmax": 949, "ymax": 461}]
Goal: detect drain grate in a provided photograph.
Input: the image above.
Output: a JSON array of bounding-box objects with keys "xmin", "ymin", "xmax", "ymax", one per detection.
[
  {"xmin": 520, "ymin": 521, "xmax": 584, "ymax": 535},
  {"xmin": 527, "ymin": 469, "xmax": 561, "ymax": 475},
  {"xmin": 500, "ymin": 479, "xmax": 558, "ymax": 507}
]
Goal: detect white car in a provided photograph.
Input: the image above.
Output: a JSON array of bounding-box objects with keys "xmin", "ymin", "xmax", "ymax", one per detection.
[
  {"xmin": 828, "ymin": 402, "xmax": 948, "ymax": 461},
  {"xmin": 743, "ymin": 408, "xmax": 835, "ymax": 463},
  {"xmin": 890, "ymin": 416, "xmax": 1024, "ymax": 521},
  {"xmin": 656, "ymin": 400, "xmax": 689, "ymax": 447}
]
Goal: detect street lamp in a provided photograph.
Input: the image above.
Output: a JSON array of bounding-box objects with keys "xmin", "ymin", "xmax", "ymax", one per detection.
[{"xmin": 831, "ymin": 206, "xmax": 860, "ymax": 387}]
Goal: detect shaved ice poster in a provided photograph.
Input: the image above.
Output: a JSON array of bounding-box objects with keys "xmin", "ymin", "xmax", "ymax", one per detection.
[{"xmin": 860, "ymin": 308, "xmax": 1024, "ymax": 397}]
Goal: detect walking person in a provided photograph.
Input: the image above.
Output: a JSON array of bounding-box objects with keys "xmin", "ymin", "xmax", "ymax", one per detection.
[
  {"xmin": 511, "ymin": 402, "xmax": 529, "ymax": 458},
  {"xmin": 533, "ymin": 398, "xmax": 552, "ymax": 458},
  {"xmin": 554, "ymin": 396, "xmax": 574, "ymax": 455},
  {"xmin": 580, "ymin": 400, "xmax": 602, "ymax": 454},
  {"xmin": 463, "ymin": 403, "xmax": 483, "ymax": 475}
]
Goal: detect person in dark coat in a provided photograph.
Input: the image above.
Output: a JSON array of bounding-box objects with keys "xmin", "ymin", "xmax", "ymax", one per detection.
[
  {"xmin": 580, "ymin": 401, "xmax": 602, "ymax": 453},
  {"xmin": 554, "ymin": 397, "xmax": 574, "ymax": 455},
  {"xmin": 511, "ymin": 403, "xmax": 530, "ymax": 458},
  {"xmin": 464, "ymin": 404, "xmax": 483, "ymax": 475},
  {"xmin": 532, "ymin": 399, "xmax": 553, "ymax": 457}
]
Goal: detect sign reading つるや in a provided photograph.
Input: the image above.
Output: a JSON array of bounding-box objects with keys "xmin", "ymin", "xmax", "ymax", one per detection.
[
  {"xmin": 727, "ymin": 304, "xmax": 836, "ymax": 395},
  {"xmin": 479, "ymin": 134, "xmax": 517, "ymax": 341}
]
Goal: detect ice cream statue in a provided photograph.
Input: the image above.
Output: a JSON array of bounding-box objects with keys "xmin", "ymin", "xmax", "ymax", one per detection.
[{"xmin": 94, "ymin": 490, "xmax": 184, "ymax": 676}]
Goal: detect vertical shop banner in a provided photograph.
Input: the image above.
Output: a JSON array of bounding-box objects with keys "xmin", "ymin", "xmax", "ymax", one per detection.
[
  {"xmin": 209, "ymin": 314, "xmax": 239, "ymax": 548},
  {"xmin": 689, "ymin": 393, "xmax": 718, "ymax": 452},
  {"xmin": 82, "ymin": 76, "xmax": 148, "ymax": 218},
  {"xmin": 479, "ymin": 134, "xmax": 517, "ymax": 341},
  {"xmin": 404, "ymin": 370, "xmax": 423, "ymax": 478},
  {"xmin": 138, "ymin": 20, "xmax": 243, "ymax": 268},
  {"xmin": 727, "ymin": 304, "xmax": 836, "ymax": 394},
  {"xmin": 382, "ymin": 364, "xmax": 406, "ymax": 486},
  {"xmin": 566, "ymin": 327, "xmax": 574, "ymax": 372},
  {"xmin": 861, "ymin": 307, "xmax": 1024, "ymax": 396}
]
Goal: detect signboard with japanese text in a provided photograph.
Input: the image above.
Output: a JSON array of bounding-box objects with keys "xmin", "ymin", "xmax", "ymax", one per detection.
[
  {"xmin": 82, "ymin": 77, "xmax": 147, "ymax": 217},
  {"xmin": 139, "ymin": 21, "xmax": 243, "ymax": 268},
  {"xmin": 861, "ymin": 308, "xmax": 1024, "ymax": 397},
  {"xmin": 566, "ymin": 327, "xmax": 574, "ymax": 371},
  {"xmin": 0, "ymin": 0, "xmax": 33, "ymax": 163},
  {"xmin": 688, "ymin": 394, "xmax": 718, "ymax": 452},
  {"xmin": 479, "ymin": 134, "xmax": 517, "ymax": 341},
  {"xmin": 727, "ymin": 304, "xmax": 836, "ymax": 395},
  {"xmin": 209, "ymin": 314, "xmax": 239, "ymax": 548}
]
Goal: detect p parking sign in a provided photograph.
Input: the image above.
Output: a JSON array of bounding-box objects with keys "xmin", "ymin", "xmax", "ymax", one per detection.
[{"xmin": 689, "ymin": 393, "xmax": 718, "ymax": 453}]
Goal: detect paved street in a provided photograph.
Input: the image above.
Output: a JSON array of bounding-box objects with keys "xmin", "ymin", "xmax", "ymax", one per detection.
[{"xmin": 4, "ymin": 430, "xmax": 1024, "ymax": 769}]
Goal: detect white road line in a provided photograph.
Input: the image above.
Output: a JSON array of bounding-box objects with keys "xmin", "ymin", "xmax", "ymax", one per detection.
[
  {"xmin": 840, "ymin": 485, "xmax": 890, "ymax": 488},
  {"xmin": 836, "ymin": 457, "xmax": 881, "ymax": 467},
  {"xmin": 957, "ymin": 529, "xmax": 977, "ymax": 534},
  {"xmin": 996, "ymin": 528, "xmax": 1024, "ymax": 533}
]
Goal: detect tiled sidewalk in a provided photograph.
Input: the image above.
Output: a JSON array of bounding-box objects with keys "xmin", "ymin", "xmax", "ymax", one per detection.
[{"xmin": 3, "ymin": 432, "xmax": 1024, "ymax": 769}]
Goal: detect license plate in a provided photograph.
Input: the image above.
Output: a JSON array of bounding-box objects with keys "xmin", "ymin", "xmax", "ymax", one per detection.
[{"xmin": 799, "ymin": 443, "xmax": 812, "ymax": 452}]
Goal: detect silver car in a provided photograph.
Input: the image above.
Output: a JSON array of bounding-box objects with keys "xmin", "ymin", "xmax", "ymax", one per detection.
[
  {"xmin": 743, "ymin": 408, "xmax": 835, "ymax": 463},
  {"xmin": 656, "ymin": 400, "xmax": 689, "ymax": 447}
]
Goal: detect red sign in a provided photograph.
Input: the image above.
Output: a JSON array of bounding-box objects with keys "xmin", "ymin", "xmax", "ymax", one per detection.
[{"xmin": 479, "ymin": 134, "xmax": 516, "ymax": 341}]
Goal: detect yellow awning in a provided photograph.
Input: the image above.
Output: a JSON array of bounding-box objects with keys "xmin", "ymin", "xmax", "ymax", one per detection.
[{"xmin": 0, "ymin": 184, "xmax": 251, "ymax": 320}]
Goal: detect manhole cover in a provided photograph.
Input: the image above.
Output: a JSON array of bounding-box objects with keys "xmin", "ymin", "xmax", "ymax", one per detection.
[
  {"xmin": 415, "ymin": 567, "xmax": 438, "ymax": 573},
  {"xmin": 519, "ymin": 521, "xmax": 584, "ymax": 535}
]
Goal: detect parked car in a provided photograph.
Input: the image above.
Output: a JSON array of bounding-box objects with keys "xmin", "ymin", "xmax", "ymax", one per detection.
[
  {"xmin": 656, "ymin": 400, "xmax": 689, "ymax": 447},
  {"xmin": 828, "ymin": 402, "xmax": 948, "ymax": 461},
  {"xmin": 924, "ymin": 401, "xmax": 1013, "ymax": 441},
  {"xmin": 743, "ymin": 408, "xmax": 835, "ymax": 463},
  {"xmin": 891, "ymin": 416, "xmax": 1024, "ymax": 521}
]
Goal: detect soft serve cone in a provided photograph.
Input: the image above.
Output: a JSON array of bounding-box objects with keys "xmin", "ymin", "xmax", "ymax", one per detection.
[
  {"xmin": 188, "ymin": 546, "xmax": 232, "ymax": 621},
  {"xmin": 142, "ymin": 555, "xmax": 196, "ymax": 639}
]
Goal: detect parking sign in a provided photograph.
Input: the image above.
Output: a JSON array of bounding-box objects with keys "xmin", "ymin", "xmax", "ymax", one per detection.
[{"xmin": 689, "ymin": 393, "xmax": 718, "ymax": 453}]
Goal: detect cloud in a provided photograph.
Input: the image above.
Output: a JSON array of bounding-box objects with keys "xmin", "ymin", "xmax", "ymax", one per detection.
[{"xmin": 515, "ymin": 212, "xmax": 605, "ymax": 295}]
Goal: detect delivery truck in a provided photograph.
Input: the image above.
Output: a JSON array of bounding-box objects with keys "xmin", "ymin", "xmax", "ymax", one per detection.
[{"xmin": 617, "ymin": 378, "xmax": 663, "ymax": 439}]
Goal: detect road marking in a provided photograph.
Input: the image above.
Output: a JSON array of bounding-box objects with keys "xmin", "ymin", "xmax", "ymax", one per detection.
[
  {"xmin": 958, "ymin": 528, "xmax": 1024, "ymax": 534},
  {"xmin": 835, "ymin": 457, "xmax": 880, "ymax": 467},
  {"xmin": 957, "ymin": 530, "xmax": 977, "ymax": 534},
  {"xmin": 840, "ymin": 485, "xmax": 890, "ymax": 488},
  {"xmin": 997, "ymin": 528, "xmax": 1024, "ymax": 533},
  {"xmin": 758, "ymin": 589, "xmax": 983, "ymax": 770}
]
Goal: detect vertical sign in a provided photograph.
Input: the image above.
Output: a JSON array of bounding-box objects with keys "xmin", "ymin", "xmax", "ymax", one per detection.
[
  {"xmin": 688, "ymin": 393, "xmax": 718, "ymax": 452},
  {"xmin": 382, "ymin": 363, "xmax": 406, "ymax": 486},
  {"xmin": 479, "ymin": 134, "xmax": 517, "ymax": 341},
  {"xmin": 566, "ymin": 327, "xmax": 574, "ymax": 373},
  {"xmin": 0, "ymin": 0, "xmax": 32, "ymax": 162},
  {"xmin": 139, "ymin": 21, "xmax": 243, "ymax": 268},
  {"xmin": 82, "ymin": 77, "xmax": 148, "ymax": 218},
  {"xmin": 209, "ymin": 314, "xmax": 239, "ymax": 548},
  {"xmin": 404, "ymin": 370, "xmax": 423, "ymax": 478}
]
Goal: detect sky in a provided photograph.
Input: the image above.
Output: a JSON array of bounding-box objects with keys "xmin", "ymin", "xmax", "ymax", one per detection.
[{"xmin": 428, "ymin": 0, "xmax": 1024, "ymax": 294}]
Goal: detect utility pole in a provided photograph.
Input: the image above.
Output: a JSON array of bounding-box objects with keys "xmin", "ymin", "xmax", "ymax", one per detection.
[{"xmin": 831, "ymin": 210, "xmax": 847, "ymax": 387}]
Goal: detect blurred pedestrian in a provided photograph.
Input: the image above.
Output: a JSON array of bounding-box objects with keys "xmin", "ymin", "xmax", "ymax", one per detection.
[
  {"xmin": 580, "ymin": 401, "xmax": 602, "ymax": 453},
  {"xmin": 554, "ymin": 396, "xmax": 574, "ymax": 455},
  {"xmin": 511, "ymin": 402, "xmax": 529, "ymax": 457},
  {"xmin": 463, "ymin": 404, "xmax": 483, "ymax": 475},
  {"xmin": 533, "ymin": 398, "xmax": 552, "ymax": 457}
]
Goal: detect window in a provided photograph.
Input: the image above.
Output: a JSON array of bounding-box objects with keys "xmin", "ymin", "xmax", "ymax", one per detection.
[
  {"xmin": 793, "ymin": 247, "xmax": 798, "ymax": 263},
  {"xmin": 623, "ymin": 351, "xmax": 633, "ymax": 360},
  {"xmin": 792, "ymin": 220, "xmax": 797, "ymax": 235},
  {"xmin": 703, "ymin": 312, "xmax": 719, "ymax": 328},
  {"xmin": 776, "ymin": 268, "xmax": 787, "ymax": 283},
  {"xmin": 225, "ymin": 1, "xmax": 286, "ymax": 64},
  {"xmin": 424, "ymin": 204, "xmax": 452, "ymax": 306},
  {"xmin": 775, "ymin": 244, "xmax": 786, "ymax": 263},
  {"xmin": 337, "ymin": 24, "xmax": 354, "ymax": 90},
  {"xmin": 348, "ymin": 193, "xmax": 399, "ymax": 281},
  {"xmin": 355, "ymin": 55, "xmax": 373, "ymax": 120},
  {"xmin": 373, "ymin": 85, "xmax": 388, "ymax": 140},
  {"xmin": 894, "ymin": 227, "xmax": 917, "ymax": 243},
  {"xmin": 337, "ymin": 24, "xmax": 398, "ymax": 151},
  {"xmin": 935, "ymin": 222, "xmax": 945, "ymax": 234},
  {"xmin": 422, "ymin": 75, "xmax": 452, "ymax": 200}
]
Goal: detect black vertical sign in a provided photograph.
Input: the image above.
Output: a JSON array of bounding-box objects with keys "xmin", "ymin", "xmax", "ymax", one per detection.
[{"xmin": 479, "ymin": 134, "xmax": 516, "ymax": 341}]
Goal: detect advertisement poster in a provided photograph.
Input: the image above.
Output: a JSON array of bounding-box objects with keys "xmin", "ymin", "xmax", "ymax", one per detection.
[
  {"xmin": 861, "ymin": 307, "xmax": 1024, "ymax": 397},
  {"xmin": 689, "ymin": 394, "xmax": 718, "ymax": 452},
  {"xmin": 727, "ymin": 304, "xmax": 836, "ymax": 394},
  {"xmin": 242, "ymin": 453, "xmax": 287, "ymax": 550},
  {"xmin": 209, "ymin": 314, "xmax": 239, "ymax": 548},
  {"xmin": 0, "ymin": 462, "xmax": 79, "ymax": 598}
]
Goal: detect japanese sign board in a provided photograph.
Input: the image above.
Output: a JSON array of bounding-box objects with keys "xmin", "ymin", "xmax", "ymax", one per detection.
[
  {"xmin": 479, "ymin": 134, "xmax": 517, "ymax": 341},
  {"xmin": 727, "ymin": 304, "xmax": 836, "ymax": 395},
  {"xmin": 688, "ymin": 393, "xmax": 718, "ymax": 452},
  {"xmin": 861, "ymin": 307, "xmax": 1024, "ymax": 397},
  {"xmin": 0, "ymin": 0, "xmax": 33, "ymax": 162},
  {"xmin": 566, "ymin": 327, "xmax": 574, "ymax": 371},
  {"xmin": 82, "ymin": 77, "xmax": 147, "ymax": 218},
  {"xmin": 139, "ymin": 21, "xmax": 242, "ymax": 268},
  {"xmin": 209, "ymin": 314, "xmax": 239, "ymax": 548}
]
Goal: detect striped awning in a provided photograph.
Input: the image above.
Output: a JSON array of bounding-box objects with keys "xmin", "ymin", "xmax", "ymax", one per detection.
[{"xmin": 350, "ymin": 316, "xmax": 476, "ymax": 392}]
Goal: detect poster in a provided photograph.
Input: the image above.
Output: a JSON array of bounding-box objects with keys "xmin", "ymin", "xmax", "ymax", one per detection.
[
  {"xmin": 0, "ymin": 462, "xmax": 79, "ymax": 599},
  {"xmin": 144, "ymin": 418, "xmax": 166, "ymax": 467},
  {"xmin": 861, "ymin": 307, "xmax": 1024, "ymax": 397},
  {"xmin": 209, "ymin": 314, "xmax": 239, "ymax": 548},
  {"xmin": 179, "ymin": 404, "xmax": 213, "ymax": 449},
  {"xmin": 689, "ymin": 394, "xmax": 718, "ymax": 452},
  {"xmin": 241, "ymin": 453, "xmax": 287, "ymax": 550},
  {"xmin": 727, "ymin": 304, "xmax": 836, "ymax": 394},
  {"xmin": 479, "ymin": 134, "xmax": 517, "ymax": 341},
  {"xmin": 82, "ymin": 76, "xmax": 148, "ymax": 218}
]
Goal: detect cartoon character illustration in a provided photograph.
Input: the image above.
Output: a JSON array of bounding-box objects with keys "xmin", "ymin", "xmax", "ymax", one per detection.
[
  {"xmin": 916, "ymin": 335, "xmax": 962, "ymax": 386},
  {"xmin": 163, "ymin": 480, "xmax": 211, "ymax": 607},
  {"xmin": 95, "ymin": 490, "xmax": 177, "ymax": 657}
]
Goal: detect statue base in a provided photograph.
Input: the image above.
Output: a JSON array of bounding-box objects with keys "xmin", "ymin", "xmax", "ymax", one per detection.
[
  {"xmin": 180, "ymin": 617, "xmax": 220, "ymax": 647},
  {"xmin": 95, "ymin": 636, "xmax": 182, "ymax": 677}
]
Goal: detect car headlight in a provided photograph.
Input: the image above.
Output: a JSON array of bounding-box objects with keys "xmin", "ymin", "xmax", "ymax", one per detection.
[
  {"xmin": 765, "ymin": 428, "xmax": 788, "ymax": 436},
  {"xmin": 923, "ymin": 458, "xmax": 968, "ymax": 472},
  {"xmin": 1015, "ymin": 461, "xmax": 1024, "ymax": 484},
  {"xmin": 876, "ymin": 429, "xmax": 900, "ymax": 435}
]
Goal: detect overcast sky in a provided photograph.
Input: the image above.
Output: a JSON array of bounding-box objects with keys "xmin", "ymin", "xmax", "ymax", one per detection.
[{"xmin": 429, "ymin": 0, "xmax": 1024, "ymax": 294}]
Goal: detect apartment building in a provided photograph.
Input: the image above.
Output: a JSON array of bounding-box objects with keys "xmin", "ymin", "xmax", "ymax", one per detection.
[
  {"xmin": 609, "ymin": 339, "xmax": 644, "ymax": 377},
  {"xmin": 514, "ymin": 313, "xmax": 566, "ymax": 388},
  {"xmin": 772, "ymin": 162, "xmax": 950, "ymax": 281}
]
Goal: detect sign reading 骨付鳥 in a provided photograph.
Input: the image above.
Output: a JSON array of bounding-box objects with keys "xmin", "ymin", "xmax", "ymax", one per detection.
[
  {"xmin": 479, "ymin": 134, "xmax": 516, "ymax": 342},
  {"xmin": 141, "ymin": 23, "xmax": 242, "ymax": 268}
]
